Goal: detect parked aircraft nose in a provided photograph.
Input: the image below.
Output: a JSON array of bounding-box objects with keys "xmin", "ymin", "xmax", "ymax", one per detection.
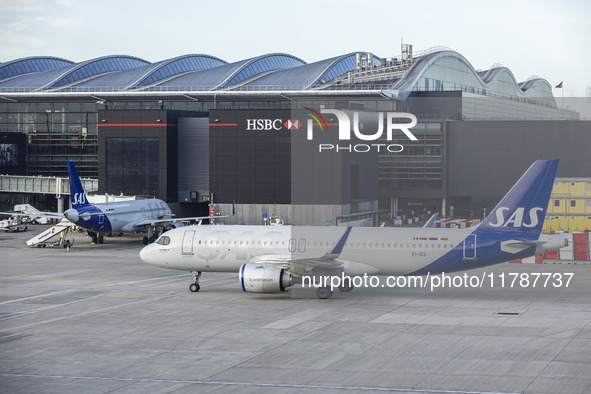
[{"xmin": 63, "ymin": 208, "xmax": 79, "ymax": 222}]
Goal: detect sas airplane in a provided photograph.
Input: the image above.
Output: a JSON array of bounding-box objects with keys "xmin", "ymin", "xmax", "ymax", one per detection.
[
  {"xmin": 1, "ymin": 161, "xmax": 233, "ymax": 245},
  {"xmin": 140, "ymin": 159, "xmax": 566, "ymax": 298}
]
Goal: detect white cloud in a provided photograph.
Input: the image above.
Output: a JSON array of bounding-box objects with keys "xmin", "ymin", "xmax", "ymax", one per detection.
[
  {"xmin": 47, "ymin": 17, "xmax": 83, "ymax": 30},
  {"xmin": 0, "ymin": 28, "xmax": 46, "ymax": 59},
  {"xmin": 0, "ymin": 0, "xmax": 44, "ymax": 13}
]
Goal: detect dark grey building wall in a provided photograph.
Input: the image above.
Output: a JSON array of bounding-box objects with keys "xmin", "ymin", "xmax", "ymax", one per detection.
[
  {"xmin": 209, "ymin": 109, "xmax": 292, "ymax": 204},
  {"xmin": 178, "ymin": 117, "xmax": 209, "ymax": 202},
  {"xmin": 98, "ymin": 109, "xmax": 189, "ymax": 202},
  {"xmin": 447, "ymin": 120, "xmax": 591, "ymax": 208}
]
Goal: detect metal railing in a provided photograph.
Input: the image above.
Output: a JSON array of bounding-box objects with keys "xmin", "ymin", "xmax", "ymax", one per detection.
[{"xmin": 0, "ymin": 84, "xmax": 397, "ymax": 93}]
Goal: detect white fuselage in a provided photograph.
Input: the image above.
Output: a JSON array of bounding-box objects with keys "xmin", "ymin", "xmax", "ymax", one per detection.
[{"xmin": 140, "ymin": 225, "xmax": 473, "ymax": 276}]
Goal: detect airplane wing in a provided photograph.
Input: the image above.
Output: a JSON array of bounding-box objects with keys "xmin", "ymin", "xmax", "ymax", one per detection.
[
  {"xmin": 132, "ymin": 201, "xmax": 237, "ymax": 229},
  {"xmin": 0, "ymin": 210, "xmax": 64, "ymax": 219},
  {"xmin": 248, "ymin": 227, "xmax": 352, "ymax": 276}
]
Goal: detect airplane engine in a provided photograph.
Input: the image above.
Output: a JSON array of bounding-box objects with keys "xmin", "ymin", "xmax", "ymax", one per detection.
[
  {"xmin": 239, "ymin": 263, "xmax": 292, "ymax": 293},
  {"xmin": 63, "ymin": 208, "xmax": 79, "ymax": 223}
]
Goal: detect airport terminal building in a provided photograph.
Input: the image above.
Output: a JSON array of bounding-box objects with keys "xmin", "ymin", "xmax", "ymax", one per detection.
[{"xmin": 1, "ymin": 45, "xmax": 589, "ymax": 225}]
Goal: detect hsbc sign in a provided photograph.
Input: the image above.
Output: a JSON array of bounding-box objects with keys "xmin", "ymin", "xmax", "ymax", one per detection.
[
  {"xmin": 245, "ymin": 119, "xmax": 284, "ymax": 130},
  {"xmin": 244, "ymin": 118, "xmax": 302, "ymax": 131}
]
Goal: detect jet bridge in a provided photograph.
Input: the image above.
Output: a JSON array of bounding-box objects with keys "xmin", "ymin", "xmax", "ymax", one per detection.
[{"xmin": 0, "ymin": 174, "xmax": 97, "ymax": 212}]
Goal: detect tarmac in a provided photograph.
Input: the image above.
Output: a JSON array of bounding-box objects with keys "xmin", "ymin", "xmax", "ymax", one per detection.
[{"xmin": 1, "ymin": 225, "xmax": 591, "ymax": 394}]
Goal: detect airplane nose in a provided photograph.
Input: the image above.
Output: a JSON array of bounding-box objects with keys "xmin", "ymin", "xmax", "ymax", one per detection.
[
  {"xmin": 139, "ymin": 246, "xmax": 152, "ymax": 263},
  {"xmin": 139, "ymin": 245, "xmax": 159, "ymax": 266}
]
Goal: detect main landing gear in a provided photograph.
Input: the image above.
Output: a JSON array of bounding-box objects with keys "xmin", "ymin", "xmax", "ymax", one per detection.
[
  {"xmin": 142, "ymin": 236, "xmax": 155, "ymax": 245},
  {"xmin": 314, "ymin": 278, "xmax": 356, "ymax": 299},
  {"xmin": 189, "ymin": 271, "xmax": 201, "ymax": 292},
  {"xmin": 316, "ymin": 287, "xmax": 333, "ymax": 299},
  {"xmin": 315, "ymin": 283, "xmax": 355, "ymax": 299},
  {"xmin": 143, "ymin": 226, "xmax": 158, "ymax": 245},
  {"xmin": 88, "ymin": 231, "xmax": 105, "ymax": 244}
]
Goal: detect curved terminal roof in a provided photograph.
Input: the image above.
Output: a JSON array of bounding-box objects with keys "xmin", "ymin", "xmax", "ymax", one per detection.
[
  {"xmin": 153, "ymin": 53, "xmax": 305, "ymax": 91},
  {"xmin": 0, "ymin": 55, "xmax": 149, "ymax": 91},
  {"xmin": 72, "ymin": 54, "xmax": 227, "ymax": 91},
  {"xmin": 0, "ymin": 56, "xmax": 74, "ymax": 81},
  {"xmin": 0, "ymin": 49, "xmax": 556, "ymax": 103},
  {"xmin": 391, "ymin": 50, "xmax": 553, "ymax": 99},
  {"xmin": 241, "ymin": 52, "xmax": 381, "ymax": 90}
]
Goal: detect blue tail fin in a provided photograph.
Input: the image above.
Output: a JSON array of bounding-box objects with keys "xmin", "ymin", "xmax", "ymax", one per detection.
[
  {"xmin": 67, "ymin": 160, "xmax": 90, "ymax": 208},
  {"xmin": 479, "ymin": 159, "xmax": 558, "ymax": 235}
]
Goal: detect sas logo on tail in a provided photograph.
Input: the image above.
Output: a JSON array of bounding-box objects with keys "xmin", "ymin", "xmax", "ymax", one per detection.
[
  {"xmin": 488, "ymin": 207, "xmax": 543, "ymax": 228},
  {"xmin": 73, "ymin": 193, "xmax": 87, "ymax": 205}
]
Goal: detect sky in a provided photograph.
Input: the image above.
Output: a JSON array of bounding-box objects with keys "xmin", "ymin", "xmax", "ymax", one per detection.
[{"xmin": 0, "ymin": 0, "xmax": 590, "ymax": 96}]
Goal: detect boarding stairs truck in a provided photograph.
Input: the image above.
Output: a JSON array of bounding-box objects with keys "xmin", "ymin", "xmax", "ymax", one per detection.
[{"xmin": 26, "ymin": 220, "xmax": 75, "ymax": 247}]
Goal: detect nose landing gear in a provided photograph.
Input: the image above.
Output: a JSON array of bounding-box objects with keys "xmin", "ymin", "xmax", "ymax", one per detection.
[{"xmin": 189, "ymin": 271, "xmax": 201, "ymax": 292}]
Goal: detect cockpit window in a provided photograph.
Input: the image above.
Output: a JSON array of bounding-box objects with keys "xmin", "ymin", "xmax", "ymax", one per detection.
[{"xmin": 156, "ymin": 236, "xmax": 171, "ymax": 245}]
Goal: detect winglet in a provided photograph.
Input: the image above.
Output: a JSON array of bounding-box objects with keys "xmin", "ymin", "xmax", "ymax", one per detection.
[
  {"xmin": 67, "ymin": 160, "xmax": 90, "ymax": 208},
  {"xmin": 329, "ymin": 226, "xmax": 353, "ymax": 256}
]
